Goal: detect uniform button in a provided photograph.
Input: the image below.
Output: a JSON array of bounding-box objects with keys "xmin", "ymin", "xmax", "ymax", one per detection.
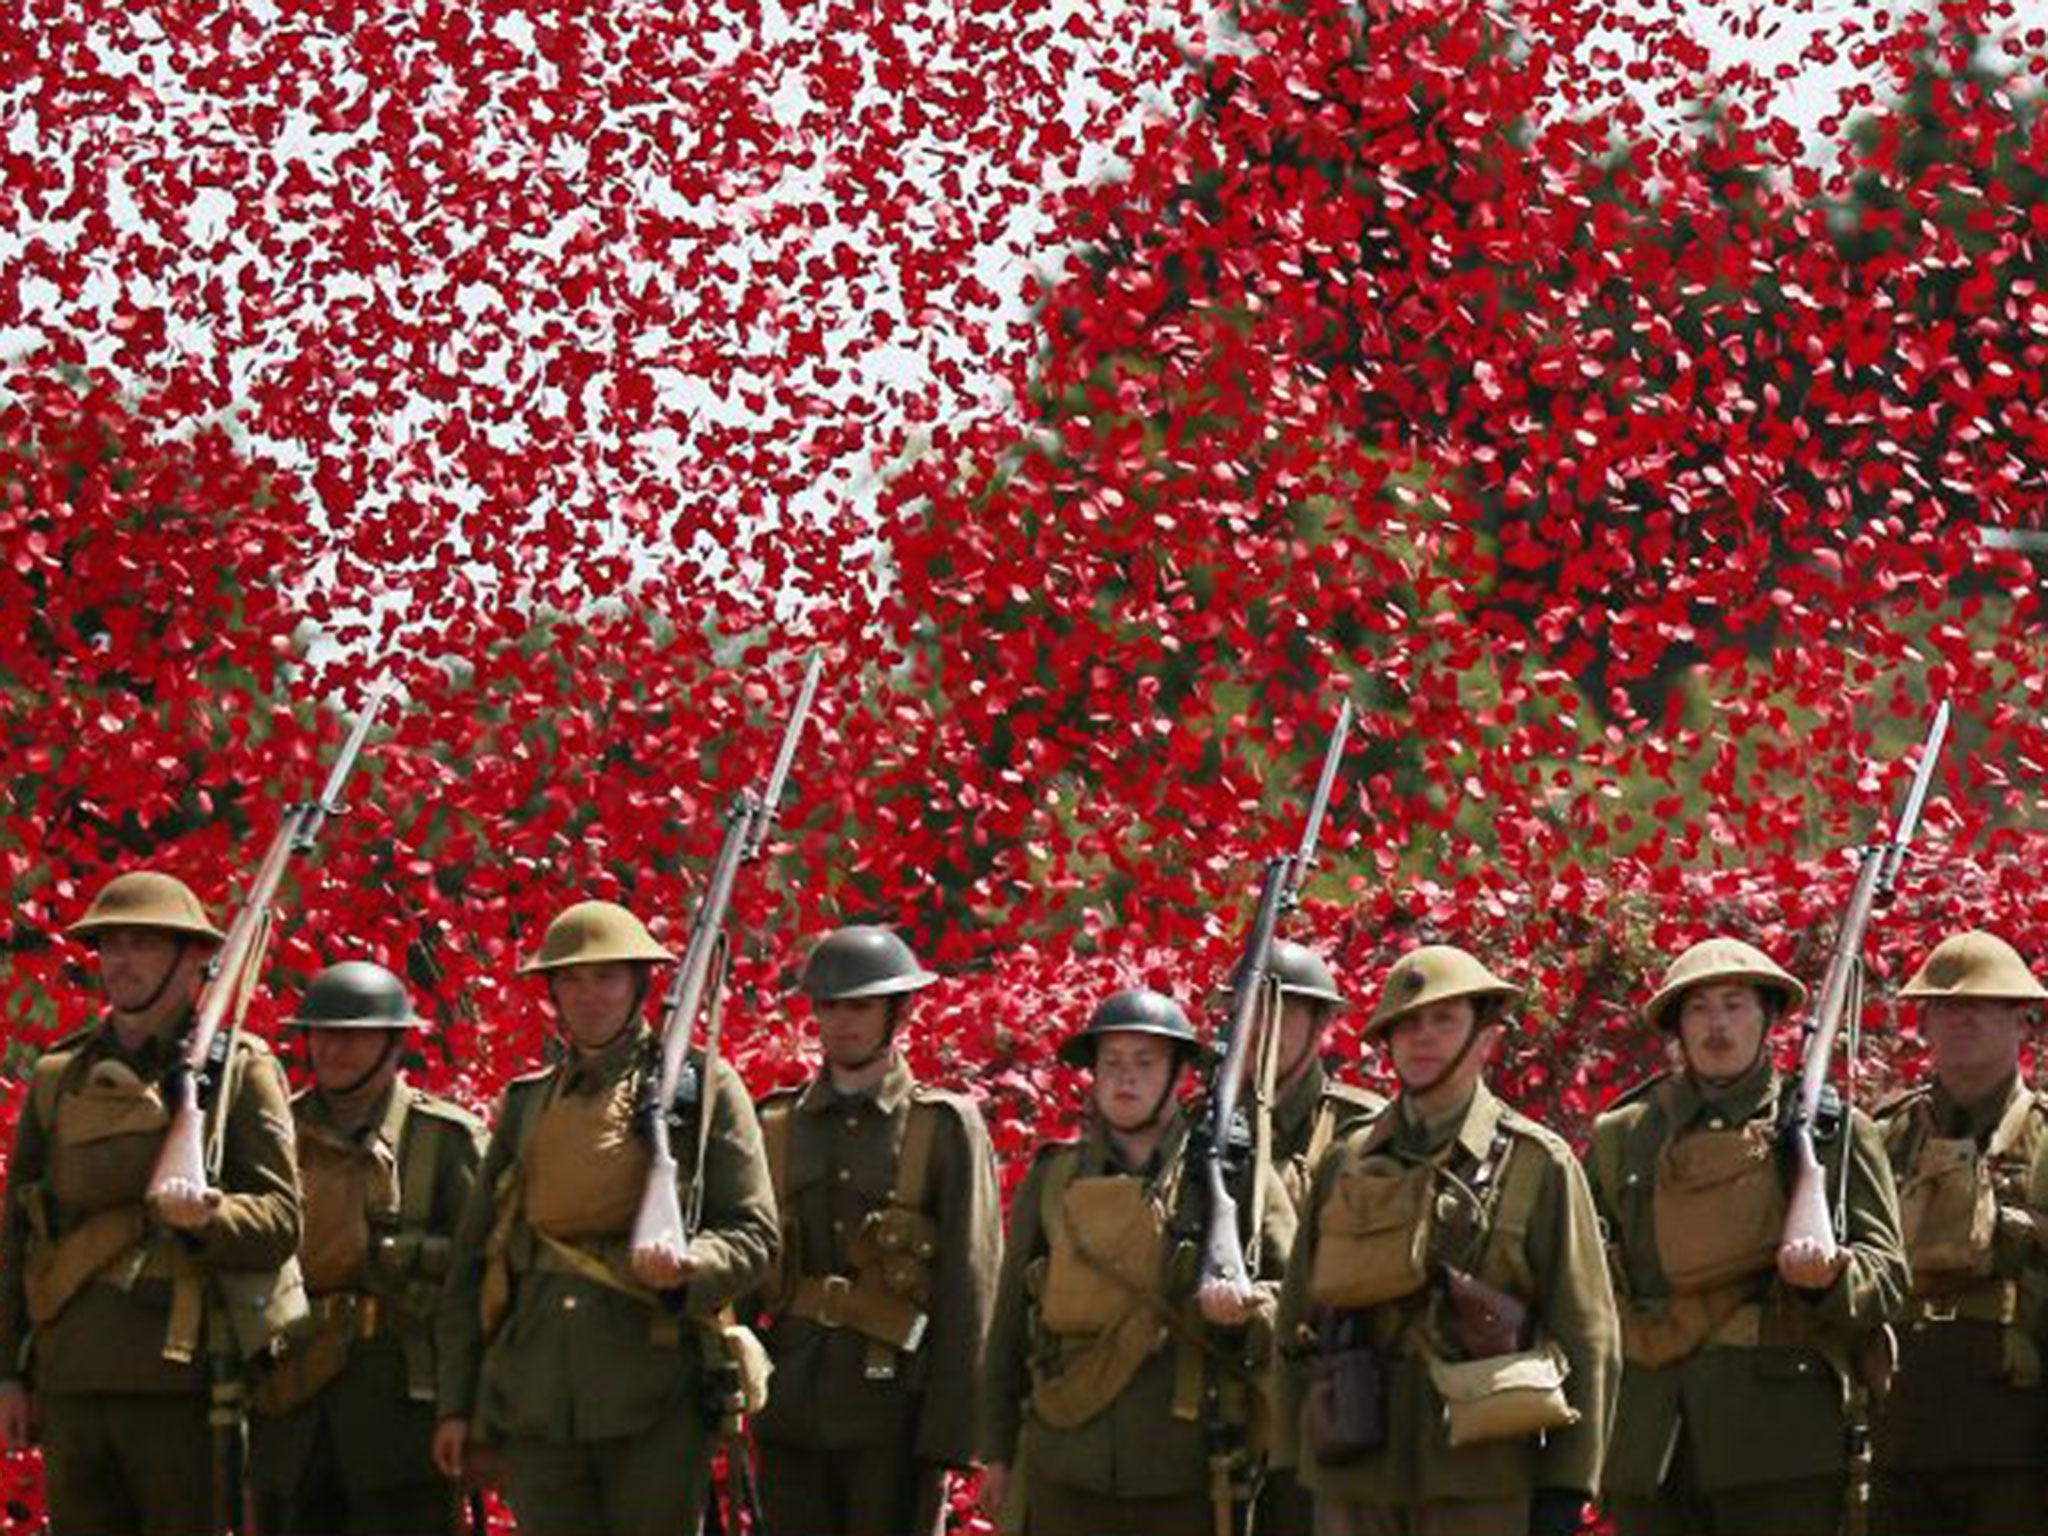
[
  {"xmin": 845, "ymin": 1117, "xmax": 860, "ymax": 1131},
  {"xmin": 562, "ymin": 1295, "xmax": 579, "ymax": 1312},
  {"xmin": 833, "ymin": 1219, "xmax": 846, "ymax": 1233},
  {"xmin": 837, "ymin": 1169, "xmax": 852, "ymax": 1183}
]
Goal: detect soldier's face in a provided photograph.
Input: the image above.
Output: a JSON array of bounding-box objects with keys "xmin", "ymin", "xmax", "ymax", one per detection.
[
  {"xmin": 813, "ymin": 995, "xmax": 894, "ymax": 1069},
  {"xmin": 551, "ymin": 961, "xmax": 641, "ymax": 1050},
  {"xmin": 1387, "ymin": 1000, "xmax": 1484, "ymax": 1089},
  {"xmin": 1923, "ymin": 997, "xmax": 2027, "ymax": 1087},
  {"xmin": 1675, "ymin": 983, "xmax": 1768, "ymax": 1085},
  {"xmin": 1093, "ymin": 1033, "xmax": 1177, "ymax": 1131},
  {"xmin": 94, "ymin": 927, "xmax": 200, "ymax": 1015},
  {"xmin": 307, "ymin": 1027, "xmax": 400, "ymax": 1097}
]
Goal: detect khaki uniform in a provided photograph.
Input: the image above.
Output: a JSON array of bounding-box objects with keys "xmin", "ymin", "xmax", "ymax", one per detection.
[
  {"xmin": 750, "ymin": 1052, "xmax": 1001, "ymax": 1535},
  {"xmin": 981, "ymin": 1107, "xmax": 1298, "ymax": 1536},
  {"xmin": 1869, "ymin": 1075, "xmax": 2048, "ymax": 1536},
  {"xmin": 1261, "ymin": 1063, "xmax": 1384, "ymax": 1535},
  {"xmin": 1586, "ymin": 1064, "xmax": 1908, "ymax": 1536},
  {"xmin": 436, "ymin": 1028, "xmax": 778, "ymax": 1536},
  {"xmin": 1274, "ymin": 1083, "xmax": 1620, "ymax": 1532},
  {"xmin": 249, "ymin": 1078, "xmax": 485, "ymax": 1536},
  {"xmin": 0, "ymin": 1017, "xmax": 303, "ymax": 1536}
]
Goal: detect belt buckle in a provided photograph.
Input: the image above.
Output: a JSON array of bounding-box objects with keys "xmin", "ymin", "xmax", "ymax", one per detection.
[
  {"xmin": 1921, "ymin": 1294, "xmax": 1958, "ymax": 1323},
  {"xmin": 819, "ymin": 1274, "xmax": 852, "ymax": 1330}
]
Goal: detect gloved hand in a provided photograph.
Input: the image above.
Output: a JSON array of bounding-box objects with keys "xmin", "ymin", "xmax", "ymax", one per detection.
[{"xmin": 1529, "ymin": 1487, "xmax": 1587, "ymax": 1536}]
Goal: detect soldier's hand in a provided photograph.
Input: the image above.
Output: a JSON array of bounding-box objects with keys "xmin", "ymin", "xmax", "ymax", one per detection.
[
  {"xmin": 1196, "ymin": 1276, "xmax": 1257, "ymax": 1328},
  {"xmin": 978, "ymin": 1461, "xmax": 1009, "ymax": 1522},
  {"xmin": 1776, "ymin": 1235, "xmax": 1848, "ymax": 1292},
  {"xmin": 0, "ymin": 1382, "xmax": 34, "ymax": 1450},
  {"xmin": 629, "ymin": 1237, "xmax": 694, "ymax": 1292},
  {"xmin": 151, "ymin": 1178, "xmax": 223, "ymax": 1232},
  {"xmin": 432, "ymin": 1416, "xmax": 470, "ymax": 1481}
]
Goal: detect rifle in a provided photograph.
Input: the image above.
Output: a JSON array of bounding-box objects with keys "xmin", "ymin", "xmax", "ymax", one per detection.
[
  {"xmin": 149, "ymin": 676, "xmax": 398, "ymax": 1209},
  {"xmin": 1779, "ymin": 700, "xmax": 1950, "ymax": 1259},
  {"xmin": 629, "ymin": 653, "xmax": 822, "ymax": 1269},
  {"xmin": 1197, "ymin": 698, "xmax": 1354, "ymax": 1300}
]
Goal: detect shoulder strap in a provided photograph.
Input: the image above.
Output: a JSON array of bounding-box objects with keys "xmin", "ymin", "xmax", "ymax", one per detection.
[
  {"xmin": 1480, "ymin": 1128, "xmax": 1552, "ymax": 1288},
  {"xmin": 1305, "ymin": 1097, "xmax": 1342, "ymax": 1174},
  {"xmin": 760, "ymin": 1093, "xmax": 796, "ymax": 1214},
  {"xmin": 1037, "ymin": 1145, "xmax": 1082, "ymax": 1243},
  {"xmin": 1986, "ymin": 1085, "xmax": 2039, "ymax": 1162},
  {"xmin": 893, "ymin": 1095, "xmax": 944, "ymax": 1213},
  {"xmin": 396, "ymin": 1091, "xmax": 444, "ymax": 1235}
]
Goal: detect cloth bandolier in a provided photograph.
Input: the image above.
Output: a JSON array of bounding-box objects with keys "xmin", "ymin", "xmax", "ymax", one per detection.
[
  {"xmin": 749, "ymin": 924, "xmax": 1002, "ymax": 1536},
  {"xmin": 434, "ymin": 903, "xmax": 779, "ymax": 1536},
  {"xmin": 248, "ymin": 962, "xmax": 486, "ymax": 1536},
  {"xmin": 1870, "ymin": 932, "xmax": 2048, "ymax": 1536},
  {"xmin": 1272, "ymin": 946, "xmax": 1620, "ymax": 1536},
  {"xmin": 980, "ymin": 991, "xmax": 1299, "ymax": 1536},
  {"xmin": 0, "ymin": 872, "xmax": 304, "ymax": 1536},
  {"xmin": 1586, "ymin": 939, "xmax": 1909, "ymax": 1536}
]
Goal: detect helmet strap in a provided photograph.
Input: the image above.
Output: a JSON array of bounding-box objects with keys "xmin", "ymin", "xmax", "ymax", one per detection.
[
  {"xmin": 126, "ymin": 936, "xmax": 189, "ymax": 1021},
  {"xmin": 1397, "ymin": 1012, "xmax": 1486, "ymax": 1100},
  {"xmin": 322, "ymin": 1030, "xmax": 404, "ymax": 1102}
]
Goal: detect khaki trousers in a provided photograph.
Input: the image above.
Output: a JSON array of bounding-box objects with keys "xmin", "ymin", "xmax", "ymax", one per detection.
[
  {"xmin": 501, "ymin": 1396, "xmax": 714, "ymax": 1536},
  {"xmin": 38, "ymin": 1390, "xmax": 213, "ymax": 1536},
  {"xmin": 1870, "ymin": 1466, "xmax": 2048, "ymax": 1536},
  {"xmin": 757, "ymin": 1441, "xmax": 946, "ymax": 1536},
  {"xmin": 1312, "ymin": 1499, "xmax": 1530, "ymax": 1536}
]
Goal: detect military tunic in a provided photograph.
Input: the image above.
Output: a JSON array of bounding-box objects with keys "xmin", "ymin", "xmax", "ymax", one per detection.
[
  {"xmin": 1869, "ymin": 1074, "xmax": 2048, "ymax": 1536},
  {"xmin": 1260, "ymin": 1060, "xmax": 1384, "ymax": 1536},
  {"xmin": 0, "ymin": 1016, "xmax": 302, "ymax": 1536},
  {"xmin": 750, "ymin": 1052, "xmax": 1001, "ymax": 1535},
  {"xmin": 1586, "ymin": 1063, "xmax": 1908, "ymax": 1536},
  {"xmin": 436, "ymin": 1027, "xmax": 778, "ymax": 1536},
  {"xmin": 249, "ymin": 1077, "xmax": 485, "ymax": 1536},
  {"xmin": 980, "ymin": 1107, "xmax": 1297, "ymax": 1536},
  {"xmin": 1273, "ymin": 1082, "xmax": 1620, "ymax": 1531}
]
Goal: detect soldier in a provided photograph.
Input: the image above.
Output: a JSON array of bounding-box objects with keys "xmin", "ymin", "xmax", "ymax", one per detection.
[
  {"xmin": 979, "ymin": 987, "xmax": 1297, "ymax": 1536},
  {"xmin": 1587, "ymin": 937, "xmax": 1908, "ymax": 1536},
  {"xmin": 0, "ymin": 870, "xmax": 303, "ymax": 1536},
  {"xmin": 248, "ymin": 961, "xmax": 486, "ymax": 1536},
  {"xmin": 750, "ymin": 924, "xmax": 1001, "ymax": 1536},
  {"xmin": 1274, "ymin": 944, "xmax": 1619, "ymax": 1536},
  {"xmin": 1870, "ymin": 931, "xmax": 2048, "ymax": 1536},
  {"xmin": 1246, "ymin": 939, "xmax": 1383, "ymax": 1536},
  {"xmin": 1258, "ymin": 940, "xmax": 1387, "ymax": 1212},
  {"xmin": 432, "ymin": 900, "xmax": 778, "ymax": 1536}
]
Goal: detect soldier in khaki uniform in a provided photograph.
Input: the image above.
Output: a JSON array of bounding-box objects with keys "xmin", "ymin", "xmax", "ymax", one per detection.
[
  {"xmin": 433, "ymin": 900, "xmax": 779, "ymax": 1536},
  {"xmin": 979, "ymin": 988, "xmax": 1297, "ymax": 1536},
  {"xmin": 1587, "ymin": 938, "xmax": 1908, "ymax": 1536},
  {"xmin": 1870, "ymin": 931, "xmax": 2048, "ymax": 1536},
  {"xmin": 1274, "ymin": 945, "xmax": 1619, "ymax": 1536},
  {"xmin": 249, "ymin": 961, "xmax": 485, "ymax": 1535},
  {"xmin": 750, "ymin": 925, "xmax": 1001, "ymax": 1535},
  {"xmin": 1260, "ymin": 941, "xmax": 1387, "ymax": 1209},
  {"xmin": 1252, "ymin": 940, "xmax": 1384, "ymax": 1535},
  {"xmin": 0, "ymin": 870, "xmax": 304, "ymax": 1536}
]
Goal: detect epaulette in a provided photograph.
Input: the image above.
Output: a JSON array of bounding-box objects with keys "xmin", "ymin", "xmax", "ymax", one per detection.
[
  {"xmin": 909, "ymin": 1082, "xmax": 983, "ymax": 1124},
  {"xmin": 1496, "ymin": 1103, "xmax": 1575, "ymax": 1160},
  {"xmin": 407, "ymin": 1091, "xmax": 486, "ymax": 1136},
  {"xmin": 1870, "ymin": 1083, "xmax": 1934, "ymax": 1123},
  {"xmin": 1595, "ymin": 1070, "xmax": 1673, "ymax": 1121},
  {"xmin": 1322, "ymin": 1081, "xmax": 1388, "ymax": 1114}
]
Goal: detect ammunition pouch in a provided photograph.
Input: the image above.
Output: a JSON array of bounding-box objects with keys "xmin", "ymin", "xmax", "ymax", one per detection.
[
  {"xmin": 1425, "ymin": 1339, "xmax": 1579, "ymax": 1447},
  {"xmin": 1653, "ymin": 1123, "xmax": 1785, "ymax": 1292},
  {"xmin": 1309, "ymin": 1159, "xmax": 1435, "ymax": 1310},
  {"xmin": 1305, "ymin": 1308, "xmax": 1386, "ymax": 1466},
  {"xmin": 848, "ymin": 1206, "xmax": 940, "ymax": 1306},
  {"xmin": 1040, "ymin": 1176, "xmax": 1166, "ymax": 1337},
  {"xmin": 1900, "ymin": 1137, "xmax": 1998, "ymax": 1289},
  {"xmin": 214, "ymin": 1257, "xmax": 312, "ymax": 1360}
]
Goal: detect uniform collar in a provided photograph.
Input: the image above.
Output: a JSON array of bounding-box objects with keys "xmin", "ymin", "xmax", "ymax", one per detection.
[
  {"xmin": 1273, "ymin": 1057, "xmax": 1328, "ymax": 1141},
  {"xmin": 794, "ymin": 1050, "xmax": 916, "ymax": 1116},
  {"xmin": 92, "ymin": 1010, "xmax": 190, "ymax": 1076},
  {"xmin": 303, "ymin": 1074, "xmax": 410, "ymax": 1147},
  {"xmin": 1364, "ymin": 1081, "xmax": 1500, "ymax": 1163},
  {"xmin": 561, "ymin": 1024, "xmax": 648, "ymax": 1095},
  {"xmin": 1931, "ymin": 1072, "xmax": 2024, "ymax": 1143},
  {"xmin": 1083, "ymin": 1104, "xmax": 1189, "ymax": 1180},
  {"xmin": 1671, "ymin": 1057, "xmax": 1778, "ymax": 1131}
]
